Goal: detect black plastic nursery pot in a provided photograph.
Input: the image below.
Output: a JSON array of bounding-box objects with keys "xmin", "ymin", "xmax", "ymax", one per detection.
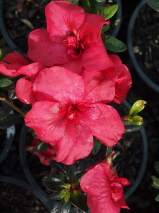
[
  {"xmin": 19, "ymin": 100, "xmax": 148, "ymax": 211},
  {"xmin": 127, "ymin": 0, "xmax": 159, "ymax": 100},
  {"xmin": 0, "ymin": 176, "xmax": 52, "ymax": 212},
  {"xmin": 0, "ymin": 101, "xmax": 15, "ymax": 164},
  {"xmin": 0, "ymin": 0, "xmax": 122, "ymax": 53}
]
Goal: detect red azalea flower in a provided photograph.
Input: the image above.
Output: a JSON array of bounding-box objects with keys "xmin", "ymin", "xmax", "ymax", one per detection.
[
  {"xmin": 25, "ymin": 66, "xmax": 124, "ymax": 165},
  {"xmin": 80, "ymin": 162, "xmax": 130, "ymax": 213},
  {"xmin": 82, "ymin": 54, "xmax": 132, "ymax": 104},
  {"xmin": 27, "ymin": 1, "xmax": 113, "ymax": 74},
  {"xmin": 26, "ymin": 138, "xmax": 56, "ymax": 166},
  {"xmin": 0, "ymin": 52, "xmax": 45, "ymax": 104}
]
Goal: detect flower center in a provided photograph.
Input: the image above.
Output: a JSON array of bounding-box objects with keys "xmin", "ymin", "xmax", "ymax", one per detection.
[{"xmin": 63, "ymin": 34, "xmax": 84, "ymax": 59}]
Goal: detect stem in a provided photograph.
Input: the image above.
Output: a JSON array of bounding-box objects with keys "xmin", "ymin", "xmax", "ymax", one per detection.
[{"xmin": 0, "ymin": 97, "xmax": 25, "ymax": 117}]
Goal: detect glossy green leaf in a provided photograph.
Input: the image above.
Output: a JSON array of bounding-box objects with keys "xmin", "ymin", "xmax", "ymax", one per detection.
[
  {"xmin": 127, "ymin": 115, "xmax": 144, "ymax": 126},
  {"xmin": 37, "ymin": 141, "xmax": 49, "ymax": 151},
  {"xmin": 146, "ymin": 0, "xmax": 159, "ymax": 11},
  {"xmin": 123, "ymin": 120, "xmax": 145, "ymax": 133},
  {"xmin": 92, "ymin": 138, "xmax": 102, "ymax": 155},
  {"xmin": 51, "ymin": 200, "xmax": 71, "ymax": 213},
  {"xmin": 154, "ymin": 161, "xmax": 159, "ymax": 175},
  {"xmin": 0, "ymin": 49, "xmax": 3, "ymax": 61},
  {"xmin": 60, "ymin": 190, "xmax": 70, "ymax": 202},
  {"xmin": 49, "ymin": 191, "xmax": 62, "ymax": 200},
  {"xmin": 155, "ymin": 194, "xmax": 159, "ymax": 202},
  {"xmin": 129, "ymin": 100, "xmax": 147, "ymax": 116},
  {"xmin": 104, "ymin": 36, "xmax": 127, "ymax": 52},
  {"xmin": 73, "ymin": 207, "xmax": 86, "ymax": 213},
  {"xmin": 103, "ymin": 4, "xmax": 118, "ymax": 20},
  {"xmin": 0, "ymin": 78, "xmax": 12, "ymax": 88},
  {"xmin": 50, "ymin": 160, "xmax": 67, "ymax": 174},
  {"xmin": 102, "ymin": 25, "xmax": 110, "ymax": 33},
  {"xmin": 89, "ymin": 0, "xmax": 103, "ymax": 15},
  {"xmin": 151, "ymin": 176, "xmax": 159, "ymax": 188},
  {"xmin": 70, "ymin": 191, "xmax": 88, "ymax": 212},
  {"xmin": 42, "ymin": 174, "xmax": 65, "ymax": 191}
]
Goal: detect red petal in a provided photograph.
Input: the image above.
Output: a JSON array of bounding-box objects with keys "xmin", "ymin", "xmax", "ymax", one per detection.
[
  {"xmin": 45, "ymin": 1, "xmax": 84, "ymax": 41},
  {"xmin": 16, "ymin": 77, "xmax": 36, "ymax": 104},
  {"xmin": 82, "ymin": 41, "xmax": 114, "ymax": 71},
  {"xmin": 25, "ymin": 101, "xmax": 67, "ymax": 143},
  {"xmin": 18, "ymin": 62, "xmax": 44, "ymax": 79},
  {"xmin": 79, "ymin": 13, "xmax": 107, "ymax": 45},
  {"xmin": 0, "ymin": 62, "xmax": 22, "ymax": 76},
  {"xmin": 81, "ymin": 103, "xmax": 125, "ymax": 147},
  {"xmin": 82, "ymin": 69, "xmax": 115, "ymax": 103},
  {"xmin": 54, "ymin": 122, "xmax": 93, "ymax": 165},
  {"xmin": 4, "ymin": 52, "xmax": 31, "ymax": 65},
  {"xmin": 28, "ymin": 29, "xmax": 68, "ymax": 66},
  {"xmin": 33, "ymin": 66, "xmax": 84, "ymax": 104}
]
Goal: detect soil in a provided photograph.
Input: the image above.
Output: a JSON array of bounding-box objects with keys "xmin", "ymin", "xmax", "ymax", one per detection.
[{"xmin": 132, "ymin": 4, "xmax": 159, "ymax": 86}]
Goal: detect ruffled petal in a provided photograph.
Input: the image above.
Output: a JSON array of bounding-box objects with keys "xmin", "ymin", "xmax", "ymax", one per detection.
[
  {"xmin": 82, "ymin": 69, "xmax": 115, "ymax": 103},
  {"xmin": 33, "ymin": 66, "xmax": 85, "ymax": 104},
  {"xmin": 81, "ymin": 103, "xmax": 125, "ymax": 147},
  {"xmin": 28, "ymin": 29, "xmax": 68, "ymax": 66},
  {"xmin": 45, "ymin": 1, "xmax": 84, "ymax": 41},
  {"xmin": 79, "ymin": 13, "xmax": 108, "ymax": 45},
  {"xmin": 16, "ymin": 77, "xmax": 36, "ymax": 104},
  {"xmin": 0, "ymin": 62, "xmax": 22, "ymax": 76},
  {"xmin": 82, "ymin": 41, "xmax": 114, "ymax": 71}
]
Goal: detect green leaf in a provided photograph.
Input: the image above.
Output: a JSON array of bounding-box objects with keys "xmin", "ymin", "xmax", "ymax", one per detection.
[
  {"xmin": 42, "ymin": 174, "xmax": 65, "ymax": 191},
  {"xmin": 129, "ymin": 100, "xmax": 147, "ymax": 116},
  {"xmin": 60, "ymin": 190, "xmax": 70, "ymax": 202},
  {"xmin": 104, "ymin": 36, "xmax": 127, "ymax": 52},
  {"xmin": 103, "ymin": 4, "xmax": 118, "ymax": 20},
  {"xmin": 50, "ymin": 160, "xmax": 67, "ymax": 174},
  {"xmin": 73, "ymin": 207, "xmax": 86, "ymax": 213},
  {"xmin": 89, "ymin": 0, "xmax": 103, "ymax": 15},
  {"xmin": 0, "ymin": 78, "xmax": 12, "ymax": 88},
  {"xmin": 151, "ymin": 176, "xmax": 159, "ymax": 188},
  {"xmin": 123, "ymin": 120, "xmax": 145, "ymax": 133},
  {"xmin": 51, "ymin": 200, "xmax": 71, "ymax": 213},
  {"xmin": 49, "ymin": 192, "xmax": 62, "ymax": 200},
  {"xmin": 70, "ymin": 191, "xmax": 88, "ymax": 212},
  {"xmin": 146, "ymin": 0, "xmax": 159, "ymax": 11},
  {"xmin": 37, "ymin": 141, "xmax": 49, "ymax": 151},
  {"xmin": 126, "ymin": 115, "xmax": 144, "ymax": 126},
  {"xmin": 0, "ymin": 49, "xmax": 3, "ymax": 61},
  {"xmin": 0, "ymin": 107, "xmax": 11, "ymax": 121},
  {"xmin": 92, "ymin": 138, "xmax": 102, "ymax": 155},
  {"xmin": 0, "ymin": 114, "xmax": 21, "ymax": 129},
  {"xmin": 102, "ymin": 25, "xmax": 110, "ymax": 33},
  {"xmin": 154, "ymin": 161, "xmax": 159, "ymax": 175},
  {"xmin": 155, "ymin": 194, "xmax": 159, "ymax": 202}
]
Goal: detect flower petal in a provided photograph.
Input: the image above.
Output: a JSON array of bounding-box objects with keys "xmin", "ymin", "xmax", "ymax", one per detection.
[
  {"xmin": 16, "ymin": 77, "xmax": 36, "ymax": 104},
  {"xmin": 54, "ymin": 122, "xmax": 93, "ymax": 165},
  {"xmin": 33, "ymin": 66, "xmax": 85, "ymax": 104},
  {"xmin": 79, "ymin": 13, "xmax": 108, "ymax": 45},
  {"xmin": 81, "ymin": 103, "xmax": 125, "ymax": 147},
  {"xmin": 25, "ymin": 101, "xmax": 67, "ymax": 143},
  {"xmin": 4, "ymin": 52, "xmax": 31, "ymax": 65},
  {"xmin": 82, "ymin": 41, "xmax": 114, "ymax": 71},
  {"xmin": 82, "ymin": 69, "xmax": 115, "ymax": 103},
  {"xmin": 28, "ymin": 29, "xmax": 68, "ymax": 66},
  {"xmin": 45, "ymin": 1, "xmax": 84, "ymax": 41}
]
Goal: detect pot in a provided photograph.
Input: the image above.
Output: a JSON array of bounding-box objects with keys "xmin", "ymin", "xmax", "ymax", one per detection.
[{"xmin": 127, "ymin": 0, "xmax": 159, "ymax": 100}]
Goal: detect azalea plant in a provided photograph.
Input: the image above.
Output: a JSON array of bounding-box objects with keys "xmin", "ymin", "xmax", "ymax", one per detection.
[{"xmin": 0, "ymin": 0, "xmax": 146, "ymax": 212}]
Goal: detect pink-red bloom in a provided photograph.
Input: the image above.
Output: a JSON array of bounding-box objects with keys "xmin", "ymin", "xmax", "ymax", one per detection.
[
  {"xmin": 27, "ymin": 1, "xmax": 113, "ymax": 74},
  {"xmin": 0, "ymin": 52, "xmax": 45, "ymax": 104},
  {"xmin": 26, "ymin": 138, "xmax": 56, "ymax": 166},
  {"xmin": 25, "ymin": 66, "xmax": 125, "ymax": 165},
  {"xmin": 80, "ymin": 162, "xmax": 130, "ymax": 213},
  {"xmin": 82, "ymin": 54, "xmax": 132, "ymax": 105}
]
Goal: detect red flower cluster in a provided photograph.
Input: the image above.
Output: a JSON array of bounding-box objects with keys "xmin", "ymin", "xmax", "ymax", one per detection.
[
  {"xmin": 80, "ymin": 162, "xmax": 131, "ymax": 213},
  {"xmin": 0, "ymin": 1, "xmax": 132, "ymax": 212}
]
